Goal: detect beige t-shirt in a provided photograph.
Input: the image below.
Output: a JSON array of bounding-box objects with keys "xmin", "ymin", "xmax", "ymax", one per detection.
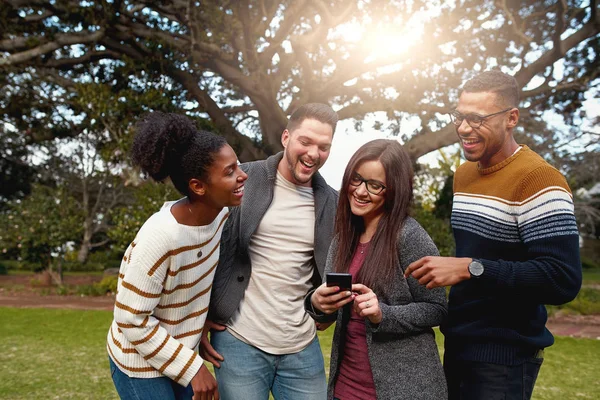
[{"xmin": 227, "ymin": 171, "xmax": 317, "ymax": 354}]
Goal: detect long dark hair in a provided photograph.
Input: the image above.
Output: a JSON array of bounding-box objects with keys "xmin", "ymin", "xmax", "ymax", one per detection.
[
  {"xmin": 334, "ymin": 139, "xmax": 414, "ymax": 293},
  {"xmin": 131, "ymin": 112, "xmax": 227, "ymax": 196}
]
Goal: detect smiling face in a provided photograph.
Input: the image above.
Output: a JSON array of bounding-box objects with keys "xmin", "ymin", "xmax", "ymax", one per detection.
[
  {"xmin": 278, "ymin": 118, "xmax": 333, "ymax": 186},
  {"xmin": 347, "ymin": 160, "xmax": 387, "ymax": 224},
  {"xmin": 455, "ymin": 91, "xmax": 519, "ymax": 169},
  {"xmin": 202, "ymin": 144, "xmax": 248, "ymax": 208}
]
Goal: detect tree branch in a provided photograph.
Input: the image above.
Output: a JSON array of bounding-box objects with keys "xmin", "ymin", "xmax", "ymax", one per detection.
[
  {"xmin": 259, "ymin": 0, "xmax": 309, "ymax": 65},
  {"xmin": 515, "ymin": 8, "xmax": 600, "ymax": 87},
  {"xmin": 0, "ymin": 30, "xmax": 106, "ymax": 66}
]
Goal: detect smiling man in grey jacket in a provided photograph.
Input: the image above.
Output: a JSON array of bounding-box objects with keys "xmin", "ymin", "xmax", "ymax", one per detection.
[{"xmin": 199, "ymin": 103, "xmax": 339, "ymax": 400}]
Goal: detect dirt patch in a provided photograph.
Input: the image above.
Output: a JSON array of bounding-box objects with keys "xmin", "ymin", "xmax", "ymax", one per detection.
[{"xmin": 0, "ymin": 291, "xmax": 114, "ymax": 310}]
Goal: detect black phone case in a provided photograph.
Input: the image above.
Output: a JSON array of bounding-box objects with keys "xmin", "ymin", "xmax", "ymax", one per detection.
[{"xmin": 326, "ymin": 272, "xmax": 352, "ymax": 290}]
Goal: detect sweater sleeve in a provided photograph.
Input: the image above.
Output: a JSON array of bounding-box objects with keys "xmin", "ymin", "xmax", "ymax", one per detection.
[
  {"xmin": 477, "ymin": 166, "xmax": 582, "ymax": 305},
  {"xmin": 370, "ymin": 219, "xmax": 448, "ymax": 335},
  {"xmin": 114, "ymin": 228, "xmax": 203, "ymax": 386}
]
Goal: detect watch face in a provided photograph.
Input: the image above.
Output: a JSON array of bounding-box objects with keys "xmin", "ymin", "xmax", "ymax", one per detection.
[{"xmin": 469, "ymin": 260, "xmax": 484, "ymax": 277}]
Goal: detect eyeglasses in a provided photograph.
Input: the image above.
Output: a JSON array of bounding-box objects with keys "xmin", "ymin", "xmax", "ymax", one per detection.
[
  {"xmin": 449, "ymin": 107, "xmax": 513, "ymax": 129},
  {"xmin": 349, "ymin": 173, "xmax": 386, "ymax": 195}
]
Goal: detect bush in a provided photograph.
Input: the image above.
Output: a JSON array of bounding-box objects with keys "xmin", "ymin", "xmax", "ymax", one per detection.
[
  {"xmin": 582, "ymin": 256, "xmax": 599, "ymax": 270},
  {"xmin": 95, "ymin": 276, "xmax": 118, "ymax": 294},
  {"xmin": 411, "ymin": 205, "xmax": 455, "ymax": 257},
  {"xmin": 548, "ymin": 288, "xmax": 600, "ymax": 316},
  {"xmin": 76, "ymin": 276, "xmax": 118, "ymax": 296},
  {"xmin": 0, "ymin": 263, "xmax": 7, "ymax": 275}
]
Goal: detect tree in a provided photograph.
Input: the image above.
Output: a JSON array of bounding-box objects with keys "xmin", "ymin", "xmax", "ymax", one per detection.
[
  {"xmin": 0, "ymin": 0, "xmax": 598, "ymax": 162},
  {"xmin": 44, "ymin": 135, "xmax": 130, "ymax": 263},
  {"xmin": 0, "ymin": 123, "xmax": 35, "ymax": 208},
  {"xmin": 0, "ymin": 184, "xmax": 83, "ymax": 272}
]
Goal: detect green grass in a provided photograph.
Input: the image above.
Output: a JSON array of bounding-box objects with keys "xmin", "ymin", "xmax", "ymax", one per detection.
[
  {"xmin": 0, "ymin": 308, "xmax": 599, "ymax": 400},
  {"xmin": 0, "ymin": 308, "xmax": 118, "ymax": 400}
]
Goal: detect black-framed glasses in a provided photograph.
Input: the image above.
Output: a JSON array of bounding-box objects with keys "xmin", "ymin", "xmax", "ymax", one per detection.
[
  {"xmin": 449, "ymin": 107, "xmax": 513, "ymax": 129},
  {"xmin": 349, "ymin": 173, "xmax": 386, "ymax": 195}
]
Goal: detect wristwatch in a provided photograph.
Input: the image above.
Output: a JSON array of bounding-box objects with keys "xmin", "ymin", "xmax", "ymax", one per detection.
[{"xmin": 468, "ymin": 259, "xmax": 484, "ymax": 278}]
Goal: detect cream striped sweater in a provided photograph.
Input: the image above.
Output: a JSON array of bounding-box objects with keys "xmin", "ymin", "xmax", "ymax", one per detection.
[{"xmin": 107, "ymin": 201, "xmax": 229, "ymax": 386}]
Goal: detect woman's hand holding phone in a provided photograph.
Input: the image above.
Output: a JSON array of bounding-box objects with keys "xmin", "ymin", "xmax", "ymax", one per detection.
[
  {"xmin": 311, "ymin": 282, "xmax": 354, "ymax": 314},
  {"xmin": 352, "ymin": 283, "xmax": 383, "ymax": 324}
]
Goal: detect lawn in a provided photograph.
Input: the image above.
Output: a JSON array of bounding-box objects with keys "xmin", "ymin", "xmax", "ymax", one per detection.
[{"xmin": 1, "ymin": 308, "xmax": 599, "ymax": 399}]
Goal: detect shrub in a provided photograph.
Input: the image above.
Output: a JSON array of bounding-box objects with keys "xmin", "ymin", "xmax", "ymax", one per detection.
[
  {"xmin": 95, "ymin": 276, "xmax": 118, "ymax": 294},
  {"xmin": 76, "ymin": 276, "xmax": 118, "ymax": 297},
  {"xmin": 548, "ymin": 288, "xmax": 600, "ymax": 316},
  {"xmin": 581, "ymin": 256, "xmax": 599, "ymax": 270}
]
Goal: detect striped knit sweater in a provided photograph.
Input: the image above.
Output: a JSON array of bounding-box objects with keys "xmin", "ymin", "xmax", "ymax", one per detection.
[
  {"xmin": 442, "ymin": 145, "xmax": 582, "ymax": 365},
  {"xmin": 107, "ymin": 201, "xmax": 229, "ymax": 386}
]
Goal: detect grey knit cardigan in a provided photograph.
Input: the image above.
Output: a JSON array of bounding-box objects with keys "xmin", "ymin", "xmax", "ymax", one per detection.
[{"xmin": 308, "ymin": 217, "xmax": 448, "ymax": 400}]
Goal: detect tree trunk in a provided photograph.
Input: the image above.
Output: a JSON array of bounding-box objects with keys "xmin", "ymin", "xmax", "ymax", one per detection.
[
  {"xmin": 77, "ymin": 217, "xmax": 93, "ymax": 263},
  {"xmin": 256, "ymin": 102, "xmax": 288, "ymax": 154}
]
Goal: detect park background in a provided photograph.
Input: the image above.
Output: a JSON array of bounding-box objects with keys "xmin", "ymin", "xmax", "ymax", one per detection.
[{"xmin": 1, "ymin": 1, "xmax": 599, "ymax": 399}]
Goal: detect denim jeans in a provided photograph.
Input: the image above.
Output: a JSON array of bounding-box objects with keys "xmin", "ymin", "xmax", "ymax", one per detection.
[
  {"xmin": 109, "ymin": 357, "xmax": 194, "ymax": 400},
  {"xmin": 211, "ymin": 329, "xmax": 327, "ymax": 400},
  {"xmin": 444, "ymin": 353, "xmax": 544, "ymax": 400}
]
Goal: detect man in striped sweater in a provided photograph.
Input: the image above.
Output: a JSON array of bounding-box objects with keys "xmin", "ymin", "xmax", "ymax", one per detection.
[{"xmin": 405, "ymin": 70, "xmax": 582, "ymax": 400}]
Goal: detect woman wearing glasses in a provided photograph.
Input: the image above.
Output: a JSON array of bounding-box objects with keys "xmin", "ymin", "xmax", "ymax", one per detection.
[{"xmin": 307, "ymin": 139, "xmax": 448, "ymax": 400}]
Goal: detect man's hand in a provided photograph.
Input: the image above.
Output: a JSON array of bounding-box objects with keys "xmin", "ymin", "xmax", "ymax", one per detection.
[
  {"xmin": 191, "ymin": 364, "xmax": 219, "ymax": 400},
  {"xmin": 199, "ymin": 320, "xmax": 226, "ymax": 368},
  {"xmin": 404, "ymin": 256, "xmax": 472, "ymax": 289},
  {"xmin": 311, "ymin": 283, "xmax": 354, "ymax": 314}
]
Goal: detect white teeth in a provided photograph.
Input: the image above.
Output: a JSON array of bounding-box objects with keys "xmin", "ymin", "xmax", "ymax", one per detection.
[
  {"xmin": 354, "ymin": 197, "xmax": 369, "ymax": 204},
  {"xmin": 462, "ymin": 139, "xmax": 479, "ymax": 144},
  {"xmin": 301, "ymin": 160, "xmax": 315, "ymax": 168},
  {"xmin": 234, "ymin": 186, "xmax": 244, "ymax": 194}
]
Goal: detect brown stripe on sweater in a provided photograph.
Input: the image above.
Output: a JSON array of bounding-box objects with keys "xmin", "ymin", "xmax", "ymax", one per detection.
[
  {"xmin": 107, "ymin": 344, "xmax": 154, "ymax": 373},
  {"xmin": 117, "ymin": 315, "xmax": 150, "ymax": 329},
  {"xmin": 119, "ymin": 273, "xmax": 125, "ymax": 279},
  {"xmin": 128, "ymin": 242, "xmax": 135, "ymax": 264},
  {"xmin": 121, "ymin": 280, "xmax": 161, "ymax": 298},
  {"xmin": 159, "ymin": 343, "xmax": 184, "ymax": 373},
  {"xmin": 109, "ymin": 325, "xmax": 138, "ymax": 354},
  {"xmin": 115, "ymin": 301, "xmax": 152, "ymax": 315},
  {"xmin": 174, "ymin": 328, "xmax": 203, "ymax": 340},
  {"xmin": 163, "ymin": 262, "xmax": 218, "ymax": 294},
  {"xmin": 175, "ymin": 352, "xmax": 199, "ymax": 383},
  {"xmin": 156, "ymin": 284, "xmax": 212, "ymax": 309},
  {"xmin": 167, "ymin": 241, "xmax": 220, "ymax": 277},
  {"xmin": 147, "ymin": 212, "xmax": 229, "ymax": 276},
  {"xmin": 155, "ymin": 307, "xmax": 208, "ymax": 325},
  {"xmin": 130, "ymin": 324, "xmax": 159, "ymax": 345},
  {"xmin": 144, "ymin": 335, "xmax": 171, "ymax": 361}
]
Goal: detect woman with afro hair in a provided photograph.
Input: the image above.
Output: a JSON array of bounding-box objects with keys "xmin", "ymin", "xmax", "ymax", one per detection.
[{"xmin": 107, "ymin": 112, "xmax": 247, "ymax": 400}]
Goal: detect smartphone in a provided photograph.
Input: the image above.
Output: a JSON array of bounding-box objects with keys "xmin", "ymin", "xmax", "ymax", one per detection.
[{"xmin": 326, "ymin": 272, "xmax": 352, "ymax": 291}]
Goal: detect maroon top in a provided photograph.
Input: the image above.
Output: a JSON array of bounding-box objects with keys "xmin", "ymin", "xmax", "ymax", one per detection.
[{"xmin": 333, "ymin": 241, "xmax": 377, "ymax": 400}]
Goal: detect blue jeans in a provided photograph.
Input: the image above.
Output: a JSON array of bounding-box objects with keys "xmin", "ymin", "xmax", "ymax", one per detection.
[
  {"xmin": 211, "ymin": 329, "xmax": 327, "ymax": 400},
  {"xmin": 109, "ymin": 357, "xmax": 193, "ymax": 400},
  {"xmin": 444, "ymin": 354, "xmax": 544, "ymax": 400}
]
